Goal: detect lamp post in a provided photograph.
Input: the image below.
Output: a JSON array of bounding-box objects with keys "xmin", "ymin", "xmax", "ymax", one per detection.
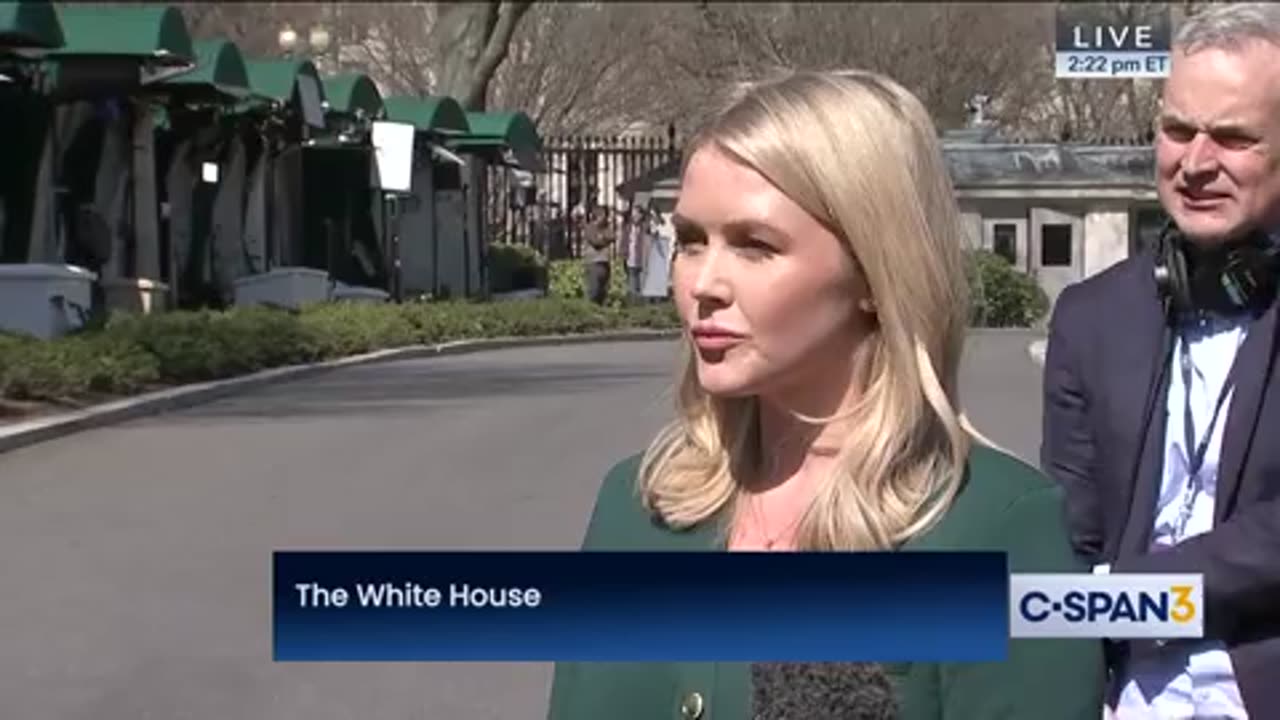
[
  {"xmin": 269, "ymin": 21, "xmax": 330, "ymax": 270},
  {"xmin": 277, "ymin": 25, "xmax": 298, "ymax": 56},
  {"xmin": 309, "ymin": 26, "xmax": 331, "ymax": 56},
  {"xmin": 277, "ymin": 22, "xmax": 331, "ymax": 59}
]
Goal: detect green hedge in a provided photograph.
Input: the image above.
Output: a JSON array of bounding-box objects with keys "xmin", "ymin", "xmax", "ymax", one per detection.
[
  {"xmin": 0, "ymin": 249, "xmax": 1048, "ymax": 405},
  {"xmin": 967, "ymin": 250, "xmax": 1050, "ymax": 328},
  {"xmin": 548, "ymin": 259, "xmax": 631, "ymax": 307},
  {"xmin": 488, "ymin": 243, "xmax": 547, "ymax": 293},
  {"xmin": 0, "ymin": 298, "xmax": 679, "ymax": 404}
]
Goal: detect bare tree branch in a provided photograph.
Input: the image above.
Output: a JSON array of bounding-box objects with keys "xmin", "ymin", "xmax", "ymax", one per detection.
[
  {"xmin": 178, "ymin": 1, "xmax": 1176, "ymax": 146},
  {"xmin": 430, "ymin": 1, "xmax": 533, "ymax": 110},
  {"xmin": 488, "ymin": 3, "xmax": 672, "ymax": 135}
]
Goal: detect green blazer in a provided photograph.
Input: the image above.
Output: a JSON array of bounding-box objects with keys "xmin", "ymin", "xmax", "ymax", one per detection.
[{"xmin": 546, "ymin": 444, "xmax": 1105, "ymax": 720}]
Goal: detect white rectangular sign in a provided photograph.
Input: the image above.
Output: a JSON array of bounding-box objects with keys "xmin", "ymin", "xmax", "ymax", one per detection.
[
  {"xmin": 370, "ymin": 121, "xmax": 416, "ymax": 194},
  {"xmin": 1055, "ymin": 5, "xmax": 1171, "ymax": 79},
  {"xmin": 1055, "ymin": 51, "xmax": 1170, "ymax": 79},
  {"xmin": 1010, "ymin": 573, "xmax": 1203, "ymax": 639}
]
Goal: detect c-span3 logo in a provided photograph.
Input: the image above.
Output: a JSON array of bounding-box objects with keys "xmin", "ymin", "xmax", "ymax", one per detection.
[{"xmin": 1009, "ymin": 574, "xmax": 1203, "ymax": 639}]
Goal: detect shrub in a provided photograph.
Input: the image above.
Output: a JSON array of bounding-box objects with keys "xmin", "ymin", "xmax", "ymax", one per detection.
[
  {"xmin": 489, "ymin": 298, "xmax": 614, "ymax": 335},
  {"xmin": 0, "ymin": 298, "xmax": 681, "ymax": 405},
  {"xmin": 547, "ymin": 259, "xmax": 584, "ymax": 300},
  {"xmin": 401, "ymin": 298, "xmax": 618, "ymax": 340},
  {"xmin": 0, "ymin": 248, "xmax": 1052, "ymax": 408},
  {"xmin": 968, "ymin": 250, "xmax": 1050, "ymax": 328},
  {"xmin": 488, "ymin": 243, "xmax": 547, "ymax": 293},
  {"xmin": 106, "ymin": 306, "xmax": 321, "ymax": 382},
  {"xmin": 548, "ymin": 259, "xmax": 631, "ymax": 307},
  {"xmin": 397, "ymin": 300, "xmax": 477, "ymax": 343},
  {"xmin": 604, "ymin": 301, "xmax": 681, "ymax": 329},
  {"xmin": 0, "ymin": 333, "xmax": 159, "ymax": 400},
  {"xmin": 295, "ymin": 301, "xmax": 420, "ymax": 357},
  {"xmin": 101, "ymin": 311, "xmax": 230, "ymax": 383}
]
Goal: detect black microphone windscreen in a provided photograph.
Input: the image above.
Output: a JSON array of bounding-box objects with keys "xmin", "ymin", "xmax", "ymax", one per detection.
[{"xmin": 750, "ymin": 662, "xmax": 898, "ymax": 720}]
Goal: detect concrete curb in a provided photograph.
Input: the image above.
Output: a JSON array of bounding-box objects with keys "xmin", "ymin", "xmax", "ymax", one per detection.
[
  {"xmin": 1028, "ymin": 339, "xmax": 1047, "ymax": 367},
  {"xmin": 0, "ymin": 329, "xmax": 681, "ymax": 455}
]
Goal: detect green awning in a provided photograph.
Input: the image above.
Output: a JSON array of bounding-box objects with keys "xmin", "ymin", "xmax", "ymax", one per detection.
[
  {"xmin": 243, "ymin": 58, "xmax": 324, "ymax": 103},
  {"xmin": 0, "ymin": 0, "xmax": 64, "ymax": 50},
  {"xmin": 322, "ymin": 73, "xmax": 383, "ymax": 118},
  {"xmin": 383, "ymin": 95, "xmax": 469, "ymax": 135},
  {"xmin": 454, "ymin": 111, "xmax": 543, "ymax": 151},
  {"xmin": 49, "ymin": 4, "xmax": 193, "ymax": 66},
  {"xmin": 161, "ymin": 39, "xmax": 250, "ymax": 98},
  {"xmin": 451, "ymin": 110, "xmax": 544, "ymax": 171}
]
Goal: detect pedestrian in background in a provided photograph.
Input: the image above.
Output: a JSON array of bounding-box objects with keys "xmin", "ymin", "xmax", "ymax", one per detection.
[
  {"xmin": 581, "ymin": 207, "xmax": 613, "ymax": 304},
  {"xmin": 620, "ymin": 204, "xmax": 650, "ymax": 301}
]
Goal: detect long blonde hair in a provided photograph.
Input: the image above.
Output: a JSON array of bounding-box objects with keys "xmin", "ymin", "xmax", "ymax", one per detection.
[{"xmin": 638, "ymin": 70, "xmax": 980, "ymax": 551}]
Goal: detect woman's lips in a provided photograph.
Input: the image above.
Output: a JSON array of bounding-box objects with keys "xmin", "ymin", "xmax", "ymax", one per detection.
[
  {"xmin": 690, "ymin": 327, "xmax": 745, "ymax": 351},
  {"xmin": 692, "ymin": 334, "xmax": 742, "ymax": 351}
]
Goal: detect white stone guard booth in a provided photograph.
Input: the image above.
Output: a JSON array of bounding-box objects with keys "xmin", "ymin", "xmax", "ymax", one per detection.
[{"xmin": 943, "ymin": 122, "xmax": 1161, "ymax": 308}]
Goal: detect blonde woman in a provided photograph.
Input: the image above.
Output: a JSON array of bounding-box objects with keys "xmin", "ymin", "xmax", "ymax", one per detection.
[{"xmin": 547, "ymin": 70, "xmax": 1103, "ymax": 719}]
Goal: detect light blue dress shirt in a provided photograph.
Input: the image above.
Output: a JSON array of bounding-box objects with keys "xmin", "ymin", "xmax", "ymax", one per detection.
[{"xmin": 1112, "ymin": 313, "xmax": 1250, "ymax": 719}]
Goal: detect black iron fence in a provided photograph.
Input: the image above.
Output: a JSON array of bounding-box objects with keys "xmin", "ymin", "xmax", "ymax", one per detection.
[{"xmin": 484, "ymin": 132, "xmax": 678, "ymax": 260}]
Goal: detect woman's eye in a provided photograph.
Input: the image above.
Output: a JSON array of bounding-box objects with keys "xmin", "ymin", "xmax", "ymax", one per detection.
[
  {"xmin": 737, "ymin": 238, "xmax": 775, "ymax": 257},
  {"xmin": 675, "ymin": 234, "xmax": 704, "ymax": 254}
]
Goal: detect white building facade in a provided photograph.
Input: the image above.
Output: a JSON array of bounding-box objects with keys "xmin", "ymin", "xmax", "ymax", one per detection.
[{"xmin": 946, "ymin": 125, "xmax": 1162, "ymax": 307}]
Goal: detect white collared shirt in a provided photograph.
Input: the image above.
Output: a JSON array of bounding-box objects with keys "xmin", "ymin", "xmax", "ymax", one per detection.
[{"xmin": 1112, "ymin": 313, "xmax": 1249, "ymax": 719}]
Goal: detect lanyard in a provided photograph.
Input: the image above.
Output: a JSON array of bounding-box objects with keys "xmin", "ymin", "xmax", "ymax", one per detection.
[
  {"xmin": 1171, "ymin": 329, "xmax": 1240, "ymax": 540},
  {"xmin": 1179, "ymin": 335, "xmax": 1236, "ymax": 479}
]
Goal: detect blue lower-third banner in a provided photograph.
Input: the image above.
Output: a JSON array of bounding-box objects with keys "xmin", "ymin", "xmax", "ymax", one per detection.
[{"xmin": 273, "ymin": 551, "xmax": 1007, "ymax": 662}]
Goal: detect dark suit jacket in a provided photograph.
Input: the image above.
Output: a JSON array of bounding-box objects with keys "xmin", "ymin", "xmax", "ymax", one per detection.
[
  {"xmin": 1041, "ymin": 249, "xmax": 1280, "ymax": 717},
  {"xmin": 547, "ymin": 446, "xmax": 1104, "ymax": 720}
]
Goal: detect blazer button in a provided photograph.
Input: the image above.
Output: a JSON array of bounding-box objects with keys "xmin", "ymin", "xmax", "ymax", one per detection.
[{"xmin": 680, "ymin": 691, "xmax": 705, "ymax": 719}]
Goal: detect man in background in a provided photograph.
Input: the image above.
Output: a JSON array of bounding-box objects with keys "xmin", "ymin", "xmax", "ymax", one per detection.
[
  {"xmin": 1041, "ymin": 4, "xmax": 1280, "ymax": 717},
  {"xmin": 581, "ymin": 207, "xmax": 613, "ymax": 305}
]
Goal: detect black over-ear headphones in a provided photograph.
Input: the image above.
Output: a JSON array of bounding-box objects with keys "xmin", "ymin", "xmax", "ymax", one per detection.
[
  {"xmin": 1122, "ymin": 220, "xmax": 1280, "ymax": 558},
  {"xmin": 1153, "ymin": 220, "xmax": 1280, "ymax": 319}
]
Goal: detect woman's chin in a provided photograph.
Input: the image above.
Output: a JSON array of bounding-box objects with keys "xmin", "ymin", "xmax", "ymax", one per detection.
[{"xmin": 695, "ymin": 367, "xmax": 761, "ymax": 398}]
